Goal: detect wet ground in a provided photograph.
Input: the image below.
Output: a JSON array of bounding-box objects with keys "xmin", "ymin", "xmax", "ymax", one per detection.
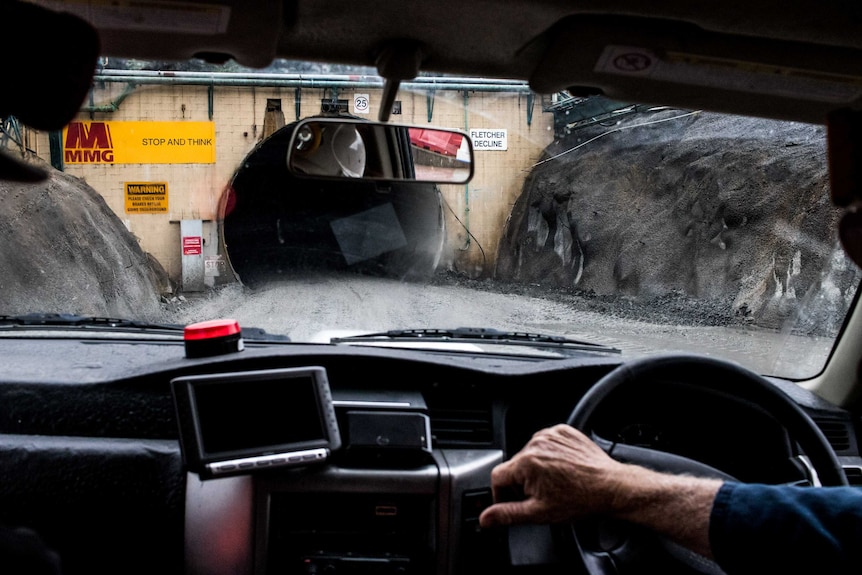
[{"xmin": 169, "ymin": 270, "xmax": 833, "ymax": 380}]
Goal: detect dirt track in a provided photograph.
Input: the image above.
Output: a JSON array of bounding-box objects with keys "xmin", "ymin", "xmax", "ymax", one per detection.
[{"xmin": 169, "ymin": 271, "xmax": 832, "ymax": 379}]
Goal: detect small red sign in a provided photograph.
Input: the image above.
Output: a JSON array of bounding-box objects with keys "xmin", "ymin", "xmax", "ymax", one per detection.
[{"xmin": 182, "ymin": 236, "xmax": 202, "ymax": 256}]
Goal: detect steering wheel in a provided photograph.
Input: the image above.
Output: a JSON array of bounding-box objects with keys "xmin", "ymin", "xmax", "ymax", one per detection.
[{"xmin": 564, "ymin": 353, "xmax": 847, "ymax": 575}]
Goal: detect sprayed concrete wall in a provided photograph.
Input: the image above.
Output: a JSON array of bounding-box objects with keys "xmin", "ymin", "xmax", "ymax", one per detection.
[{"xmin": 28, "ymin": 77, "xmax": 554, "ymax": 285}]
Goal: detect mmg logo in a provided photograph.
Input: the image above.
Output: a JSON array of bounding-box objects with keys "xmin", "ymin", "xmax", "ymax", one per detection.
[{"xmin": 64, "ymin": 122, "xmax": 114, "ymax": 163}]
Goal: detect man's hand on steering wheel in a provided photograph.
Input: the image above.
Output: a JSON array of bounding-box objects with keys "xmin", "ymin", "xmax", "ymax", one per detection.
[
  {"xmin": 479, "ymin": 424, "xmax": 627, "ymax": 525},
  {"xmin": 479, "ymin": 354, "xmax": 845, "ymax": 575},
  {"xmin": 478, "ymin": 423, "xmax": 721, "ymax": 559}
]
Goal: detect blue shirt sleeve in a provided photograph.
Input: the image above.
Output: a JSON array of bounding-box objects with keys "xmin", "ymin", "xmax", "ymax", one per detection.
[{"xmin": 709, "ymin": 481, "xmax": 862, "ymax": 575}]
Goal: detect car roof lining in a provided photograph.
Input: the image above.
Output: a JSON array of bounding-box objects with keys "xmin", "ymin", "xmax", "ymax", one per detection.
[{"xmin": 22, "ymin": 0, "xmax": 862, "ymax": 125}]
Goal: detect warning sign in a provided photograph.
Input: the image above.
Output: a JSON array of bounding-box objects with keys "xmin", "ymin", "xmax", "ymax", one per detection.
[
  {"xmin": 182, "ymin": 236, "xmax": 202, "ymax": 256},
  {"xmin": 125, "ymin": 181, "xmax": 168, "ymax": 213}
]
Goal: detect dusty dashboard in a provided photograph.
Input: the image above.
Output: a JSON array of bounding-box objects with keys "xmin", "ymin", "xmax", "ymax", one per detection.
[
  {"xmin": 168, "ymin": 358, "xmax": 862, "ymax": 575},
  {"xmin": 0, "ymin": 337, "xmax": 857, "ymax": 575}
]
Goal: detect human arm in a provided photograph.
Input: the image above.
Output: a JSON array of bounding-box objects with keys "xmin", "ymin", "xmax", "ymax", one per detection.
[
  {"xmin": 479, "ymin": 423, "xmax": 862, "ymax": 573},
  {"xmin": 478, "ymin": 423, "xmax": 723, "ymax": 558},
  {"xmin": 710, "ymin": 482, "xmax": 862, "ymax": 574}
]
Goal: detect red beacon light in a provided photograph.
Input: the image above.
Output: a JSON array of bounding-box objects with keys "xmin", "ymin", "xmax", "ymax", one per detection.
[{"xmin": 183, "ymin": 318, "xmax": 244, "ymax": 358}]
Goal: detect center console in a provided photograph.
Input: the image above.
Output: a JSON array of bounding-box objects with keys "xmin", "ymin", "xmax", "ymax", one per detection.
[{"xmin": 174, "ymin": 368, "xmax": 504, "ymax": 575}]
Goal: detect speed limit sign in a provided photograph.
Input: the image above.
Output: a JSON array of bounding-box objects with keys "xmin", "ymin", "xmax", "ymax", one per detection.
[{"xmin": 353, "ymin": 94, "xmax": 370, "ymax": 114}]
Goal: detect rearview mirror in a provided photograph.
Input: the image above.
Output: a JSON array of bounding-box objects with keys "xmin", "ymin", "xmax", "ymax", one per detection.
[{"xmin": 286, "ymin": 117, "xmax": 474, "ymax": 185}]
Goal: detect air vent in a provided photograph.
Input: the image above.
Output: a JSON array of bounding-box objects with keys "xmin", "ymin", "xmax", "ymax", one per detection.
[
  {"xmin": 429, "ymin": 406, "xmax": 493, "ymax": 447},
  {"xmin": 813, "ymin": 417, "xmax": 852, "ymax": 453},
  {"xmin": 843, "ymin": 466, "xmax": 862, "ymax": 486}
]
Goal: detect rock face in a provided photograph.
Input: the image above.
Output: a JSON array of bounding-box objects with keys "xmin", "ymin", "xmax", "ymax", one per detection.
[
  {"xmin": 0, "ymin": 156, "xmax": 166, "ymax": 320},
  {"xmin": 496, "ymin": 106, "xmax": 861, "ymax": 332}
]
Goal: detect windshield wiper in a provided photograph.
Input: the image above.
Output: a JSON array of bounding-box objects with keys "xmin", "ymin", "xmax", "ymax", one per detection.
[
  {"xmin": 0, "ymin": 313, "xmax": 290, "ymax": 342},
  {"xmin": 330, "ymin": 327, "xmax": 621, "ymax": 354},
  {"xmin": 0, "ymin": 313, "xmax": 183, "ymax": 330}
]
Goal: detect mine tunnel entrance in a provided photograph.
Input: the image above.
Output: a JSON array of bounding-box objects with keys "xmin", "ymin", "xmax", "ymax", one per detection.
[{"xmin": 221, "ymin": 118, "xmax": 445, "ymax": 287}]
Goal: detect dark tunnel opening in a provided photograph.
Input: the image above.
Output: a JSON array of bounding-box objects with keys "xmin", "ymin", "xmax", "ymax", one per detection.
[{"xmin": 221, "ymin": 119, "xmax": 446, "ymax": 287}]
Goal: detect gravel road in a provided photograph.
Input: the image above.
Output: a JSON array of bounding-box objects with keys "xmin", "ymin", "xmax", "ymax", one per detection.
[{"xmin": 170, "ymin": 272, "xmax": 832, "ymax": 379}]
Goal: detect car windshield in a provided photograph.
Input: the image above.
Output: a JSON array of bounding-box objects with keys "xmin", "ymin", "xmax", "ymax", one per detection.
[{"xmin": 2, "ymin": 57, "xmax": 858, "ymax": 381}]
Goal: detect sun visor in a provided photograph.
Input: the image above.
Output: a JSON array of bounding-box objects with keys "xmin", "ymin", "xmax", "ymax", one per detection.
[
  {"xmin": 1, "ymin": 1, "xmax": 99, "ymax": 131},
  {"xmin": 529, "ymin": 15, "xmax": 862, "ymax": 126}
]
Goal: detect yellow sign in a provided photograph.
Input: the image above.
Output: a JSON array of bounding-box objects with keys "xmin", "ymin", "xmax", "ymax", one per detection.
[
  {"xmin": 125, "ymin": 181, "xmax": 168, "ymax": 214},
  {"xmin": 64, "ymin": 121, "xmax": 215, "ymax": 164}
]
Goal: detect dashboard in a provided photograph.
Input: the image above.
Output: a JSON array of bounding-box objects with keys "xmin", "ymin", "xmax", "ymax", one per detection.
[{"xmin": 0, "ymin": 336, "xmax": 858, "ymax": 575}]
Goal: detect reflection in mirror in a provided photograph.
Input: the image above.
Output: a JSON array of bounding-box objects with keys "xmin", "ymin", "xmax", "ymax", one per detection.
[
  {"xmin": 287, "ymin": 118, "xmax": 473, "ymax": 184},
  {"xmin": 408, "ymin": 127, "xmax": 473, "ymax": 183}
]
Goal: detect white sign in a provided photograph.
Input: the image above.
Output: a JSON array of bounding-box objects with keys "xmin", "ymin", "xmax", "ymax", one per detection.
[
  {"xmin": 469, "ymin": 128, "xmax": 507, "ymax": 151},
  {"xmin": 353, "ymin": 93, "xmax": 370, "ymax": 114},
  {"xmin": 204, "ymin": 255, "xmax": 226, "ymax": 276}
]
